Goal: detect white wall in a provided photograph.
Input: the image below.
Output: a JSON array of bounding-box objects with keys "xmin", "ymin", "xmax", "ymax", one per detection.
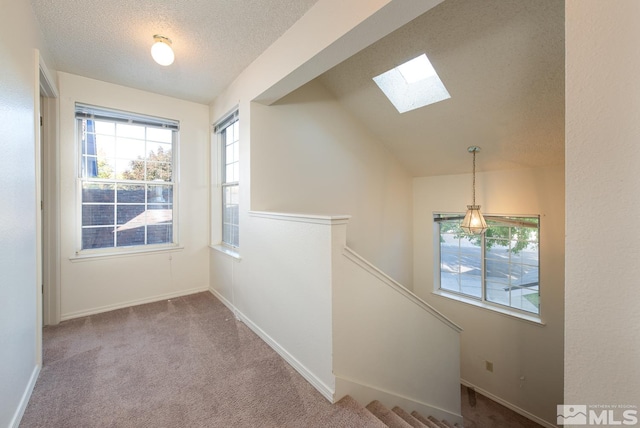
[
  {"xmin": 0, "ymin": 1, "xmax": 45, "ymax": 426},
  {"xmin": 565, "ymin": 0, "xmax": 640, "ymax": 411},
  {"xmin": 413, "ymin": 166, "xmax": 564, "ymax": 426},
  {"xmin": 57, "ymin": 72, "xmax": 210, "ymax": 319},
  {"xmin": 211, "ymin": 212, "xmax": 343, "ymax": 399},
  {"xmin": 251, "ymin": 80, "xmax": 413, "ymax": 286},
  {"xmin": 334, "ymin": 247, "xmax": 462, "ymax": 424}
]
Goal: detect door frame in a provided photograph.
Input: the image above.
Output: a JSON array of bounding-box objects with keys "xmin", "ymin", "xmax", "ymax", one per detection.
[{"xmin": 37, "ymin": 51, "xmax": 60, "ymax": 338}]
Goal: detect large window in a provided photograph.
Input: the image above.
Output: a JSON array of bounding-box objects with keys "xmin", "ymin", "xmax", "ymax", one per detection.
[
  {"xmin": 77, "ymin": 104, "xmax": 178, "ymax": 251},
  {"xmin": 434, "ymin": 214, "xmax": 540, "ymax": 315},
  {"xmin": 215, "ymin": 111, "xmax": 239, "ymax": 248}
]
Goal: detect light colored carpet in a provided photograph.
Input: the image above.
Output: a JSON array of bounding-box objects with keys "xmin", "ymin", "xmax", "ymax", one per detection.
[
  {"xmin": 21, "ymin": 291, "xmax": 545, "ymax": 428},
  {"xmin": 20, "ymin": 292, "xmax": 382, "ymax": 427}
]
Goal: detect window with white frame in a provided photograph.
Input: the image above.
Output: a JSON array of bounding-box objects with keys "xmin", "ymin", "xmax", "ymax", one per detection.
[
  {"xmin": 215, "ymin": 111, "xmax": 239, "ymax": 248},
  {"xmin": 76, "ymin": 104, "xmax": 178, "ymax": 251},
  {"xmin": 434, "ymin": 213, "xmax": 540, "ymax": 315}
]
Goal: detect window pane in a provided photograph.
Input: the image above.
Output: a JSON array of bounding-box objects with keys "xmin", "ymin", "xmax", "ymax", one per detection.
[
  {"xmin": 116, "ymin": 137, "xmax": 146, "ymax": 160},
  {"xmin": 117, "ymin": 205, "xmax": 145, "ymax": 225},
  {"xmin": 147, "ymin": 142, "xmax": 171, "ymax": 160},
  {"xmin": 117, "ymin": 184, "xmax": 145, "ymax": 203},
  {"xmin": 96, "ymin": 135, "xmax": 115, "ymax": 158},
  {"xmin": 486, "ymin": 259, "xmax": 510, "ymax": 284},
  {"xmin": 486, "ymin": 280, "xmax": 510, "ymax": 306},
  {"xmin": 440, "ymin": 272, "xmax": 461, "ymax": 293},
  {"xmin": 94, "ymin": 120, "xmax": 115, "ymax": 135},
  {"xmin": 116, "ymin": 158, "xmax": 143, "ymax": 180},
  {"xmin": 459, "ymin": 275, "xmax": 481, "ymax": 298},
  {"xmin": 512, "ymin": 286, "xmax": 540, "ymax": 313},
  {"xmin": 148, "ymin": 184, "xmax": 172, "ymax": 204},
  {"xmin": 82, "ymin": 205, "xmax": 114, "ymax": 226},
  {"xmin": 116, "ymin": 227, "xmax": 145, "ymax": 247},
  {"xmin": 116, "ymin": 123, "xmax": 145, "ymax": 139},
  {"xmin": 82, "ymin": 227, "xmax": 114, "ymax": 249},
  {"xmin": 148, "ymin": 224, "xmax": 172, "ymax": 244},
  {"xmin": 222, "ymin": 184, "xmax": 239, "ymax": 247},
  {"xmin": 226, "ymin": 143, "xmax": 235, "ymax": 164},
  {"xmin": 82, "ymin": 183, "xmax": 114, "ymax": 203},
  {"xmin": 146, "ymin": 127, "xmax": 172, "ymax": 143},
  {"xmin": 146, "ymin": 162, "xmax": 172, "ymax": 181}
]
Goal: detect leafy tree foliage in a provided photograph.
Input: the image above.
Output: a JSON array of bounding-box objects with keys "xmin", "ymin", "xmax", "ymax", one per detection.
[
  {"xmin": 440, "ymin": 218, "xmax": 538, "ymax": 255},
  {"xmin": 122, "ymin": 147, "xmax": 172, "ymax": 181}
]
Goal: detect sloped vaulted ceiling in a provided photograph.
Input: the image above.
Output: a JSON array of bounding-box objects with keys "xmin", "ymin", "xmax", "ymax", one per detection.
[{"xmin": 318, "ymin": 0, "xmax": 565, "ymax": 177}]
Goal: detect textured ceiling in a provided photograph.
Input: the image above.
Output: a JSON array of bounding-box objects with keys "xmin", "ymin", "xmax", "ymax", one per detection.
[
  {"xmin": 318, "ymin": 0, "xmax": 565, "ymax": 177},
  {"xmin": 30, "ymin": 0, "xmax": 320, "ymax": 104}
]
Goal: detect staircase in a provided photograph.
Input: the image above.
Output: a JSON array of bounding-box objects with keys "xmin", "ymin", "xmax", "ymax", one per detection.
[{"xmin": 336, "ymin": 396, "xmax": 463, "ymax": 428}]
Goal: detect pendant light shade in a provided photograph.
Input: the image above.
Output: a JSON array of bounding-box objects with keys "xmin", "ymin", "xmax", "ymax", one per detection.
[
  {"xmin": 461, "ymin": 205, "xmax": 488, "ymax": 235},
  {"xmin": 151, "ymin": 35, "xmax": 174, "ymax": 66},
  {"xmin": 460, "ymin": 146, "xmax": 488, "ymax": 235}
]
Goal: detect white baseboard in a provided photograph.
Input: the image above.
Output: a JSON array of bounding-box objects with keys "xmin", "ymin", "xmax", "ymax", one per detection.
[
  {"xmin": 335, "ymin": 375, "xmax": 463, "ymax": 425},
  {"xmin": 207, "ymin": 287, "xmax": 335, "ymax": 402},
  {"xmin": 460, "ymin": 379, "xmax": 557, "ymax": 428},
  {"xmin": 208, "ymin": 287, "xmax": 236, "ymax": 315},
  {"xmin": 10, "ymin": 364, "xmax": 40, "ymax": 428},
  {"xmin": 61, "ymin": 286, "xmax": 209, "ymax": 320}
]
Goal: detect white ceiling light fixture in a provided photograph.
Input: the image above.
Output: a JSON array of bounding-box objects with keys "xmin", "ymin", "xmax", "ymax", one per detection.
[
  {"xmin": 461, "ymin": 146, "xmax": 488, "ymax": 235},
  {"xmin": 151, "ymin": 35, "xmax": 174, "ymax": 66},
  {"xmin": 373, "ymin": 53, "xmax": 450, "ymax": 113}
]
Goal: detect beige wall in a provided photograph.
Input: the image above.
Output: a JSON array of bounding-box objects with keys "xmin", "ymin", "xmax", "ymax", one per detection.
[
  {"xmin": 414, "ymin": 166, "xmax": 564, "ymax": 426},
  {"xmin": 251, "ymin": 79, "xmax": 413, "ymax": 286},
  {"xmin": 565, "ymin": 0, "xmax": 640, "ymax": 412},
  {"xmin": 57, "ymin": 72, "xmax": 210, "ymax": 318}
]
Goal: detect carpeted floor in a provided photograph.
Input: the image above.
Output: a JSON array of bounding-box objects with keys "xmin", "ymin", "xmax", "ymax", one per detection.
[
  {"xmin": 21, "ymin": 292, "xmax": 543, "ymax": 428},
  {"xmin": 21, "ymin": 292, "xmax": 382, "ymax": 427}
]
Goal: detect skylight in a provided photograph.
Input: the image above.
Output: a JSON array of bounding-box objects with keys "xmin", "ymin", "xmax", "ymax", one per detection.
[{"xmin": 373, "ymin": 53, "xmax": 450, "ymax": 113}]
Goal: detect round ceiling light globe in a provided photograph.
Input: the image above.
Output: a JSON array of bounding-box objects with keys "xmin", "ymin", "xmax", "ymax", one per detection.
[{"xmin": 151, "ymin": 38, "xmax": 174, "ymax": 66}]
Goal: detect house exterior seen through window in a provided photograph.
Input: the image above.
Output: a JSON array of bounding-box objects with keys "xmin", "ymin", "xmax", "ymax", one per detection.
[
  {"xmin": 434, "ymin": 213, "xmax": 540, "ymax": 315},
  {"xmin": 76, "ymin": 104, "xmax": 178, "ymax": 251}
]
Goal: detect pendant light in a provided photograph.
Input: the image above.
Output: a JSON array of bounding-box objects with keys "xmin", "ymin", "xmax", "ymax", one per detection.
[
  {"xmin": 151, "ymin": 35, "xmax": 174, "ymax": 66},
  {"xmin": 461, "ymin": 146, "xmax": 488, "ymax": 235}
]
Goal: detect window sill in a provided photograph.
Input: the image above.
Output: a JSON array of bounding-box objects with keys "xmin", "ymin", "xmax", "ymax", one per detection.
[
  {"xmin": 210, "ymin": 244, "xmax": 241, "ymax": 261},
  {"xmin": 432, "ymin": 290, "xmax": 545, "ymax": 326},
  {"xmin": 70, "ymin": 244, "xmax": 184, "ymax": 262}
]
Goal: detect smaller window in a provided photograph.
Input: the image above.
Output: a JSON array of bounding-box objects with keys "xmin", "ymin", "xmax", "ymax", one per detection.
[
  {"xmin": 434, "ymin": 214, "xmax": 540, "ymax": 315},
  {"xmin": 215, "ymin": 112, "xmax": 239, "ymax": 248}
]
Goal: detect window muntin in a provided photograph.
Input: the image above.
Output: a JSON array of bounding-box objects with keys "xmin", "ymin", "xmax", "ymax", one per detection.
[
  {"xmin": 436, "ymin": 214, "xmax": 540, "ymax": 314},
  {"xmin": 77, "ymin": 104, "xmax": 178, "ymax": 251},
  {"xmin": 217, "ymin": 115, "xmax": 239, "ymax": 248}
]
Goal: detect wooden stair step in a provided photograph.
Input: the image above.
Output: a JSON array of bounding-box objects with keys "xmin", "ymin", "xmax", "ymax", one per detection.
[{"xmin": 366, "ymin": 400, "xmax": 414, "ymax": 428}]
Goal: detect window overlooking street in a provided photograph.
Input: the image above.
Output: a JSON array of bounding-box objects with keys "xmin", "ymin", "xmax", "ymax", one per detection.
[
  {"xmin": 76, "ymin": 104, "xmax": 178, "ymax": 251},
  {"xmin": 435, "ymin": 214, "xmax": 540, "ymax": 315}
]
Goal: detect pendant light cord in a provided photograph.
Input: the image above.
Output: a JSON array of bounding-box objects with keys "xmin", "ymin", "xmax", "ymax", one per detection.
[{"xmin": 472, "ymin": 149, "xmax": 476, "ymax": 206}]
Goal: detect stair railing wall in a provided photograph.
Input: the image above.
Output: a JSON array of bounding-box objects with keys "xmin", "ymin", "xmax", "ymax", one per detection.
[{"xmin": 333, "ymin": 246, "xmax": 463, "ymax": 424}]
